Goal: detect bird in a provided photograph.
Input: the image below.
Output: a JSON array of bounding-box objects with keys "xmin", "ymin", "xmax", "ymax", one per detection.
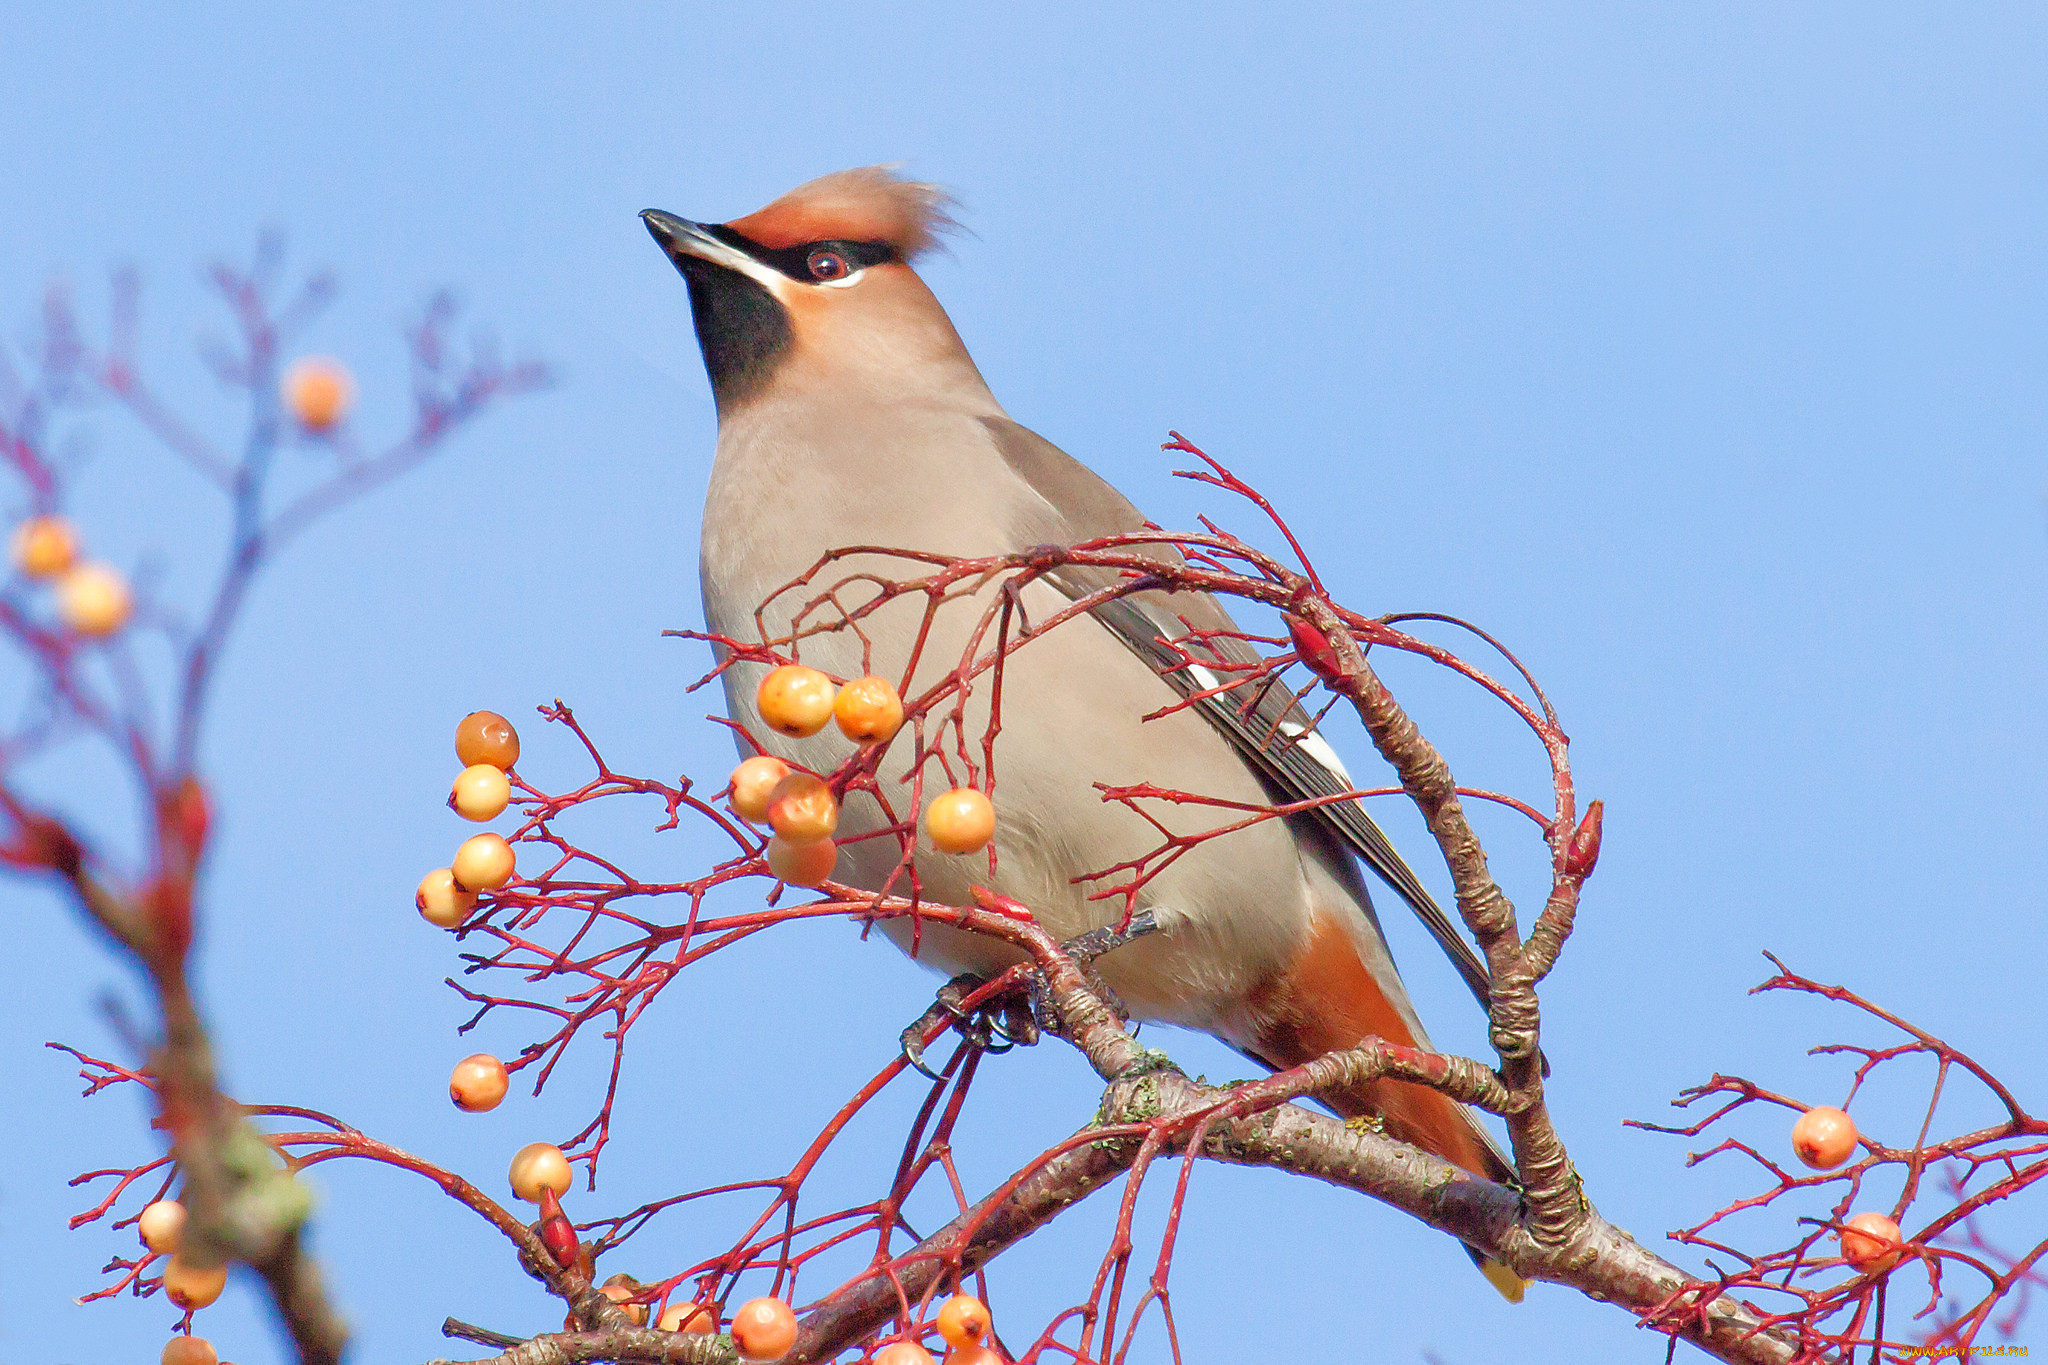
[{"xmin": 644, "ymin": 167, "xmax": 1526, "ymax": 1300}]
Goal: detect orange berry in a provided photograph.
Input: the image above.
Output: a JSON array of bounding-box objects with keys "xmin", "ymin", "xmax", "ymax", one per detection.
[
  {"xmin": 139, "ymin": 1198, "xmax": 187, "ymax": 1255},
  {"xmin": 936, "ymin": 1293, "xmax": 990, "ymax": 1348},
  {"xmin": 600, "ymin": 1275, "xmax": 650, "ymax": 1326},
  {"xmin": 455, "ymin": 710, "xmax": 521, "ymax": 769},
  {"xmin": 449, "ymin": 1054, "xmax": 510, "ymax": 1112},
  {"xmin": 161, "ymin": 1336, "xmax": 218, "ymax": 1365},
  {"xmin": 758, "ymin": 665, "xmax": 837, "ymax": 738},
  {"xmin": 55, "ymin": 562, "xmax": 132, "ymax": 636},
  {"xmin": 729, "ymin": 755, "xmax": 793, "ymax": 822},
  {"xmin": 508, "ymin": 1142, "xmax": 573, "ymax": 1203},
  {"xmin": 833, "ymin": 676, "xmax": 904, "ymax": 744},
  {"xmin": 874, "ymin": 1345, "xmax": 935, "ymax": 1365},
  {"xmin": 1840, "ymin": 1212, "xmax": 1904, "ymax": 1272},
  {"xmin": 283, "ymin": 357, "xmax": 353, "ymax": 430},
  {"xmin": 11, "ymin": 515, "xmax": 77, "ymax": 578},
  {"xmin": 658, "ymin": 1300, "xmax": 717, "ymax": 1333},
  {"xmin": 766, "ymin": 772, "xmax": 839, "ymax": 842},
  {"xmin": 925, "ymin": 789, "xmax": 995, "ymax": 855},
  {"xmin": 452, "ymin": 833, "xmax": 516, "ymax": 891},
  {"xmin": 162, "ymin": 1255, "xmax": 227, "ymax": 1309},
  {"xmin": 572, "ymin": 1291, "xmax": 648, "ymax": 1331},
  {"xmin": 451, "ymin": 763, "xmax": 513, "ymax": 821},
  {"xmin": 731, "ymin": 1296, "xmax": 798, "ymax": 1361},
  {"xmin": 766, "ymin": 834, "xmax": 837, "ymax": 888},
  {"xmin": 1790, "ymin": 1106, "xmax": 1858, "ymax": 1170},
  {"xmin": 416, "ymin": 867, "xmax": 476, "ymax": 928}
]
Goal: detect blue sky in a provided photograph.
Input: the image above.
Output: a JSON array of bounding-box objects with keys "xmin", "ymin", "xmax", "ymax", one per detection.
[{"xmin": 4, "ymin": 5, "xmax": 2045, "ymax": 1362}]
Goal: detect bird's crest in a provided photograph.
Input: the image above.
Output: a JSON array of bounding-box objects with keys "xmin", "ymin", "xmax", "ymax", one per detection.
[{"xmin": 727, "ymin": 166, "xmax": 958, "ymax": 260}]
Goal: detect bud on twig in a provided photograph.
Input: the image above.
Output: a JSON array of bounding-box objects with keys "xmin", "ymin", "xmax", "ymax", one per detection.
[
  {"xmin": 1563, "ymin": 800, "xmax": 1604, "ymax": 879},
  {"xmin": 0, "ymin": 812, "xmax": 82, "ymax": 874},
  {"xmin": 159, "ymin": 777, "xmax": 212, "ymax": 863},
  {"xmin": 146, "ymin": 876, "xmax": 195, "ymax": 962},
  {"xmin": 537, "ymin": 1186, "xmax": 580, "ymax": 1268},
  {"xmin": 1287, "ymin": 615, "xmax": 1344, "ymax": 679}
]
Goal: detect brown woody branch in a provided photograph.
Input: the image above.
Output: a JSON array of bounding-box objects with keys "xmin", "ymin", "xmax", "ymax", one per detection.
[
  {"xmin": 1290, "ymin": 591, "xmax": 1587, "ymax": 1248},
  {"xmin": 425, "ymin": 1328, "xmax": 733, "ymax": 1365},
  {"xmin": 10, "ymin": 769, "xmax": 345, "ymax": 1361},
  {"xmin": 11, "ymin": 247, "xmax": 543, "ymax": 1363},
  {"xmin": 648, "ymin": 887, "xmax": 1793, "ymax": 1364},
  {"xmin": 789, "ymin": 1039, "xmax": 1795, "ymax": 1365}
]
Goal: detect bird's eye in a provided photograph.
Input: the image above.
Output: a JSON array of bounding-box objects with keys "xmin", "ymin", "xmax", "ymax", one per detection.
[{"xmin": 807, "ymin": 250, "xmax": 849, "ymax": 281}]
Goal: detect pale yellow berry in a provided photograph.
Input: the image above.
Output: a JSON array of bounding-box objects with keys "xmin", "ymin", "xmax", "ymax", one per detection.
[
  {"xmin": 599, "ymin": 1275, "xmax": 650, "ymax": 1326},
  {"xmin": 55, "ymin": 562, "xmax": 132, "ymax": 636},
  {"xmin": 451, "ymin": 764, "xmax": 512, "ymax": 821},
  {"xmin": 416, "ymin": 868, "xmax": 476, "ymax": 928},
  {"xmin": 1791, "ymin": 1106, "xmax": 1858, "ymax": 1170},
  {"xmin": 452, "ymin": 833, "xmax": 516, "ymax": 891},
  {"xmin": 11, "ymin": 515, "xmax": 77, "ymax": 578},
  {"xmin": 925, "ymin": 789, "xmax": 995, "ymax": 855},
  {"xmin": 936, "ymin": 1293, "xmax": 990, "ymax": 1348},
  {"xmin": 833, "ymin": 676, "xmax": 904, "ymax": 744},
  {"xmin": 449, "ymin": 1054, "xmax": 509, "ymax": 1112},
  {"xmin": 757, "ymin": 665, "xmax": 837, "ymax": 738},
  {"xmin": 766, "ymin": 835, "xmax": 836, "ymax": 888},
  {"xmin": 658, "ymin": 1301, "xmax": 717, "ymax": 1334},
  {"xmin": 765, "ymin": 772, "xmax": 838, "ymax": 842},
  {"xmin": 728, "ymin": 755, "xmax": 792, "ymax": 823},
  {"xmin": 138, "ymin": 1198, "xmax": 187, "ymax": 1255},
  {"xmin": 162, "ymin": 1255, "xmax": 227, "ymax": 1309},
  {"xmin": 161, "ymin": 1336, "xmax": 218, "ymax": 1365},
  {"xmin": 731, "ymin": 1297, "xmax": 798, "ymax": 1361},
  {"xmin": 1841, "ymin": 1212, "xmax": 1905, "ymax": 1272},
  {"xmin": 508, "ymin": 1141, "xmax": 573, "ymax": 1202}
]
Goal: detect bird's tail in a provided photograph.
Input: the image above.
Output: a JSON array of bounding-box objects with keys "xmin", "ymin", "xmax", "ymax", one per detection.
[
  {"xmin": 1317, "ymin": 1073, "xmax": 1528, "ymax": 1303},
  {"xmin": 1247, "ymin": 909, "xmax": 1528, "ymax": 1302}
]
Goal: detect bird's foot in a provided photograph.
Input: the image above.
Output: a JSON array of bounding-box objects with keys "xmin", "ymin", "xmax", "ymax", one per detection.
[
  {"xmin": 1024, "ymin": 908, "xmax": 1159, "ymax": 1042},
  {"xmin": 1063, "ymin": 908, "xmax": 1160, "ymax": 969},
  {"xmin": 895, "ymin": 911, "xmax": 1162, "ymax": 1077},
  {"xmin": 898, "ymin": 973, "xmax": 1039, "ymax": 1081}
]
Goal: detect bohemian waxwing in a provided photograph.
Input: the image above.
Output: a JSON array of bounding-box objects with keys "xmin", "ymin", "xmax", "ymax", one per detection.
[{"xmin": 645, "ymin": 167, "xmax": 1526, "ymax": 1300}]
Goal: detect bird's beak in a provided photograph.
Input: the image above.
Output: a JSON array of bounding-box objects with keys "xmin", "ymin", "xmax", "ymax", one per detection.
[{"xmin": 641, "ymin": 209, "xmax": 786, "ymax": 292}]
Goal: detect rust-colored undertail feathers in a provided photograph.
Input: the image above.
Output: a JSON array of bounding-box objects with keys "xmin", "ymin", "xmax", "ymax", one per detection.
[{"xmin": 1251, "ymin": 913, "xmax": 1529, "ymax": 1302}]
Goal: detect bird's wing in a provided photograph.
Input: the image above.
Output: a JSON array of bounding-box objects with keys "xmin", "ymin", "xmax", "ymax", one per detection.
[{"xmin": 981, "ymin": 418, "xmax": 1493, "ymax": 1012}]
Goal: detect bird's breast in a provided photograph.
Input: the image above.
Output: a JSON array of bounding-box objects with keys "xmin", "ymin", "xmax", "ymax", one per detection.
[{"xmin": 694, "ymin": 401, "xmax": 1320, "ymax": 1034}]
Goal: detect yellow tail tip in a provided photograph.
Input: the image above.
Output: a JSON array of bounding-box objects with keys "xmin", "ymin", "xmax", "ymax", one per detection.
[{"xmin": 1480, "ymin": 1258, "xmax": 1528, "ymax": 1303}]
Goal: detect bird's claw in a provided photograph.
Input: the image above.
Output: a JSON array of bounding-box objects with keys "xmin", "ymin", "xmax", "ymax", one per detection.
[
  {"xmin": 898, "ymin": 973, "xmax": 1037, "ymax": 1079},
  {"xmin": 1063, "ymin": 909, "xmax": 1159, "ymax": 967},
  {"xmin": 1030, "ymin": 908, "xmax": 1157, "ymax": 1037},
  {"xmin": 899, "ymin": 1024, "xmax": 947, "ymax": 1082},
  {"xmin": 896, "ymin": 912, "xmax": 1163, "ymax": 1076},
  {"xmin": 899, "ymin": 974, "xmax": 980, "ymax": 1080}
]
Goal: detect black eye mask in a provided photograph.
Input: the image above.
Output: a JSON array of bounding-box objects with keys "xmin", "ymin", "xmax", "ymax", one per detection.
[{"xmin": 699, "ymin": 226, "xmax": 896, "ymax": 282}]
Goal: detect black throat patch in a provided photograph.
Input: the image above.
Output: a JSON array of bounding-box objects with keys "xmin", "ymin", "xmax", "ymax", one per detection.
[
  {"xmin": 677, "ymin": 253, "xmax": 792, "ymax": 414},
  {"xmin": 669, "ymin": 226, "xmax": 898, "ymax": 413}
]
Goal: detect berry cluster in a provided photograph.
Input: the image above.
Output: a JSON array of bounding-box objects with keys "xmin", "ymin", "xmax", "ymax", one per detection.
[
  {"xmin": 415, "ymin": 711, "xmax": 522, "ymax": 927},
  {"xmin": 739, "ymin": 664, "xmax": 996, "ymax": 888},
  {"xmin": 128, "ymin": 1197, "xmax": 229, "ymax": 1364},
  {"xmin": 9, "ymin": 514, "xmax": 132, "ymax": 636},
  {"xmin": 1786, "ymin": 1106, "xmax": 1905, "ymax": 1271}
]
